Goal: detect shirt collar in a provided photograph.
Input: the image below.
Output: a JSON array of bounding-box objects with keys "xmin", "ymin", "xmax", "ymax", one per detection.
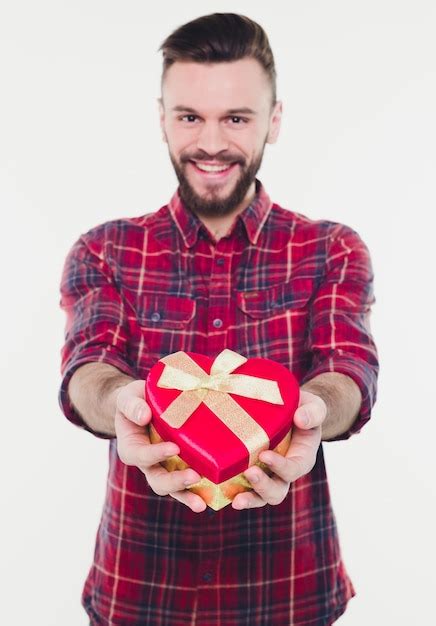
[{"xmin": 167, "ymin": 178, "xmax": 273, "ymax": 248}]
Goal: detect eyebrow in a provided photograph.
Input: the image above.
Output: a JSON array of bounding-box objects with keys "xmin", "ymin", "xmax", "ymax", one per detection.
[{"xmin": 171, "ymin": 105, "xmax": 257, "ymax": 115}]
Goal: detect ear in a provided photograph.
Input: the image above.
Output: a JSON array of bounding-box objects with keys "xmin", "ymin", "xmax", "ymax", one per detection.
[
  {"xmin": 158, "ymin": 97, "xmax": 167, "ymax": 143},
  {"xmin": 266, "ymin": 100, "xmax": 282, "ymax": 144}
]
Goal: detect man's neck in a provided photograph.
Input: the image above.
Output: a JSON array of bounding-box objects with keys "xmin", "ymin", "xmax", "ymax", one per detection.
[{"xmin": 195, "ymin": 182, "xmax": 256, "ymax": 242}]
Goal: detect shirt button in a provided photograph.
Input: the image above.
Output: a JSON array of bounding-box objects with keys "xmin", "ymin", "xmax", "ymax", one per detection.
[
  {"xmin": 216, "ymin": 257, "xmax": 225, "ymax": 265},
  {"xmin": 150, "ymin": 311, "xmax": 161, "ymax": 322},
  {"xmin": 202, "ymin": 572, "xmax": 213, "ymax": 582},
  {"xmin": 213, "ymin": 318, "xmax": 223, "ymax": 328}
]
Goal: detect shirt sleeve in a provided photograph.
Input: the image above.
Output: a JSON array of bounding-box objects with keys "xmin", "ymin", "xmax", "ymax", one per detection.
[
  {"xmin": 301, "ymin": 223, "xmax": 379, "ymax": 441},
  {"xmin": 58, "ymin": 229, "xmax": 136, "ymax": 438}
]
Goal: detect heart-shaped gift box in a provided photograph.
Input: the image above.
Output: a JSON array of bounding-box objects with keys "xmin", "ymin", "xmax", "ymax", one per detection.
[{"xmin": 145, "ymin": 348, "xmax": 300, "ymax": 510}]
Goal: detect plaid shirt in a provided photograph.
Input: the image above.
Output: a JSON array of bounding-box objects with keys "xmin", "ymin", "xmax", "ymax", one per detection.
[{"xmin": 59, "ymin": 178, "xmax": 378, "ymax": 626}]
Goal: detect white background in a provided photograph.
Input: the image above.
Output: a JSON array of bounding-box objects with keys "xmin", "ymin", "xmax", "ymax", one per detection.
[{"xmin": 1, "ymin": 1, "xmax": 435, "ymax": 624}]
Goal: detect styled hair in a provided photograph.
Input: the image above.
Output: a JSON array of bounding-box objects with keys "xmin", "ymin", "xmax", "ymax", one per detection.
[{"xmin": 158, "ymin": 13, "xmax": 277, "ymax": 106}]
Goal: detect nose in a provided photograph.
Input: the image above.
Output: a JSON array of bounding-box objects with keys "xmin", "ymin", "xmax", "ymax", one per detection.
[{"xmin": 196, "ymin": 121, "xmax": 229, "ymax": 156}]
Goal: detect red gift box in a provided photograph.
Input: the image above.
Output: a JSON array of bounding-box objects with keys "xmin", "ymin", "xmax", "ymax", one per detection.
[{"xmin": 145, "ymin": 348, "xmax": 299, "ymax": 485}]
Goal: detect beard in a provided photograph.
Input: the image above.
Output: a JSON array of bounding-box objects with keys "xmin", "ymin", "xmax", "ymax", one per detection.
[{"xmin": 168, "ymin": 140, "xmax": 267, "ymax": 218}]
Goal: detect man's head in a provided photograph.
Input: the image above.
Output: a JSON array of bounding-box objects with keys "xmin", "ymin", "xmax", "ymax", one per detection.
[{"xmin": 158, "ymin": 13, "xmax": 282, "ymax": 218}]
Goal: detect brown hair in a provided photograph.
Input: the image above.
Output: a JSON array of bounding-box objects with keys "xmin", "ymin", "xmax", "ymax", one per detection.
[{"xmin": 158, "ymin": 13, "xmax": 277, "ymax": 106}]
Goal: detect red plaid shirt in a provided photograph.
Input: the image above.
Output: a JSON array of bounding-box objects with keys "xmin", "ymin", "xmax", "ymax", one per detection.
[{"xmin": 59, "ymin": 178, "xmax": 378, "ymax": 626}]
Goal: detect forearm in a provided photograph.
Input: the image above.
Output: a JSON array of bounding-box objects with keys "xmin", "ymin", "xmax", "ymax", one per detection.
[
  {"xmin": 68, "ymin": 362, "xmax": 134, "ymax": 437},
  {"xmin": 301, "ymin": 372, "xmax": 362, "ymax": 440}
]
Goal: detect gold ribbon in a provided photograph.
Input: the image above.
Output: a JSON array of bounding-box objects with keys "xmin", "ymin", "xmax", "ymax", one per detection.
[{"xmin": 156, "ymin": 348, "xmax": 284, "ymax": 467}]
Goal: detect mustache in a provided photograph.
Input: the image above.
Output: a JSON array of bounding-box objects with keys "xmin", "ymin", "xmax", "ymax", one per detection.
[{"xmin": 181, "ymin": 152, "xmax": 245, "ymax": 165}]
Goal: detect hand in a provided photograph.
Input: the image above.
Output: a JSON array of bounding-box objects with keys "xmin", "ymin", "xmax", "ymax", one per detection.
[
  {"xmin": 232, "ymin": 390, "xmax": 327, "ymax": 510},
  {"xmin": 114, "ymin": 380, "xmax": 207, "ymax": 513}
]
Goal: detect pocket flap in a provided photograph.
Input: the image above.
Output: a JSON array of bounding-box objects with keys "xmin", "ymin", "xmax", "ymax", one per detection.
[
  {"xmin": 236, "ymin": 279, "xmax": 314, "ymax": 319},
  {"xmin": 137, "ymin": 293, "xmax": 196, "ymax": 329}
]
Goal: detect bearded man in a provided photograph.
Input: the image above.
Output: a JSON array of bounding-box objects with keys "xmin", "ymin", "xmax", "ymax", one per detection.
[{"xmin": 59, "ymin": 12, "xmax": 379, "ymax": 626}]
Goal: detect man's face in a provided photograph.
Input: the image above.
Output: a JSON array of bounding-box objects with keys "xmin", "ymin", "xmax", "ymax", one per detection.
[{"xmin": 159, "ymin": 58, "xmax": 282, "ymax": 217}]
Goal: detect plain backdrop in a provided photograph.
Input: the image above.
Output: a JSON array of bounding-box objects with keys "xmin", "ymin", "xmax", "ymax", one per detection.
[{"xmin": 1, "ymin": 1, "xmax": 435, "ymax": 624}]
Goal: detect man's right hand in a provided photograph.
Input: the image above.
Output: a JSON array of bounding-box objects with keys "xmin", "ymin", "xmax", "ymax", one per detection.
[{"xmin": 113, "ymin": 380, "xmax": 207, "ymax": 513}]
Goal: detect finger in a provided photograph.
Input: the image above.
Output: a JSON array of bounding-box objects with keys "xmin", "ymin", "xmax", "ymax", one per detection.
[
  {"xmin": 145, "ymin": 464, "xmax": 202, "ymax": 496},
  {"xmin": 259, "ymin": 426, "xmax": 322, "ymax": 482},
  {"xmin": 169, "ymin": 489, "xmax": 207, "ymax": 513},
  {"xmin": 116, "ymin": 413, "xmax": 180, "ymax": 467},
  {"xmin": 241, "ymin": 466, "xmax": 289, "ymax": 506},
  {"xmin": 232, "ymin": 489, "xmax": 268, "ymax": 510},
  {"xmin": 115, "ymin": 409, "xmax": 152, "ymax": 439},
  {"xmin": 117, "ymin": 380, "xmax": 152, "ymax": 425},
  {"xmin": 294, "ymin": 390, "xmax": 327, "ymax": 429}
]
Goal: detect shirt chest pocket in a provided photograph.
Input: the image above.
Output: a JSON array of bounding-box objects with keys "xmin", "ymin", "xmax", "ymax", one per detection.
[
  {"xmin": 136, "ymin": 292, "xmax": 196, "ymax": 329},
  {"xmin": 133, "ymin": 292, "xmax": 197, "ymax": 362},
  {"xmin": 234, "ymin": 278, "xmax": 314, "ymax": 366},
  {"xmin": 236, "ymin": 278, "xmax": 314, "ymax": 318}
]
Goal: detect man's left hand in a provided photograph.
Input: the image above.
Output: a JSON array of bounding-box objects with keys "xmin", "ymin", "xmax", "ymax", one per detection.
[{"xmin": 232, "ymin": 390, "xmax": 327, "ymax": 510}]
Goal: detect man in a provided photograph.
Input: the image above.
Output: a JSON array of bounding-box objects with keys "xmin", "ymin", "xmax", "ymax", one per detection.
[{"xmin": 59, "ymin": 13, "xmax": 378, "ymax": 626}]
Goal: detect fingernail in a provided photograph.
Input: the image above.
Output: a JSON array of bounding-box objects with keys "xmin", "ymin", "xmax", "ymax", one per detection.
[
  {"xmin": 193, "ymin": 501, "xmax": 205, "ymax": 512},
  {"xmin": 136, "ymin": 408, "xmax": 146, "ymax": 423},
  {"xmin": 248, "ymin": 473, "xmax": 259, "ymax": 483},
  {"xmin": 184, "ymin": 472, "xmax": 200, "ymax": 486},
  {"xmin": 165, "ymin": 447, "xmax": 178, "ymax": 457},
  {"xmin": 300, "ymin": 411, "xmax": 310, "ymax": 426}
]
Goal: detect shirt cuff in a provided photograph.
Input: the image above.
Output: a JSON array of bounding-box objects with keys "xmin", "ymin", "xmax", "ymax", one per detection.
[
  {"xmin": 300, "ymin": 356, "xmax": 378, "ymax": 441},
  {"xmin": 58, "ymin": 348, "xmax": 136, "ymax": 439}
]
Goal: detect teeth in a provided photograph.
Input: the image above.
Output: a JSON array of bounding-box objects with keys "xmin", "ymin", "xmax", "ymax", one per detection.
[{"xmin": 195, "ymin": 162, "xmax": 232, "ymax": 172}]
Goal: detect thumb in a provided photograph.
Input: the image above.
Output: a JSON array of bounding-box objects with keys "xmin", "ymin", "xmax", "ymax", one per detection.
[
  {"xmin": 115, "ymin": 380, "xmax": 153, "ymax": 426},
  {"xmin": 293, "ymin": 392, "xmax": 327, "ymax": 430}
]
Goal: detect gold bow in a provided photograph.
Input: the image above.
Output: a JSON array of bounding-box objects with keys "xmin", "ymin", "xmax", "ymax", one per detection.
[{"xmin": 156, "ymin": 348, "xmax": 284, "ymax": 466}]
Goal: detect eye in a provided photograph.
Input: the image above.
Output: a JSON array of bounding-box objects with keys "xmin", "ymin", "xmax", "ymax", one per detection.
[
  {"xmin": 180, "ymin": 114, "xmax": 199, "ymax": 123},
  {"xmin": 228, "ymin": 116, "xmax": 248, "ymax": 125}
]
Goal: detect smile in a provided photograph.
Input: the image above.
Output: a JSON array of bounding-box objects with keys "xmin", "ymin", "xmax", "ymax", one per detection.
[{"xmin": 189, "ymin": 160, "xmax": 239, "ymax": 179}]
